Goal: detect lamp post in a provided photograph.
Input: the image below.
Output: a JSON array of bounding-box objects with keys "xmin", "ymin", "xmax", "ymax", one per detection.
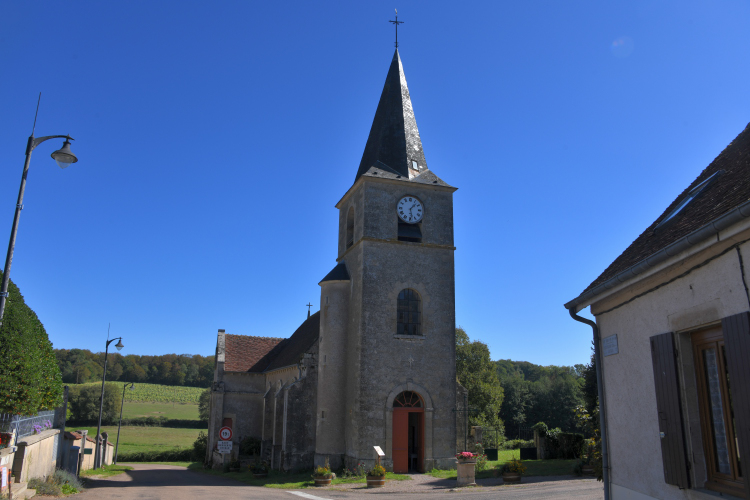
[
  {"xmin": 0, "ymin": 97, "xmax": 77, "ymax": 325},
  {"xmin": 94, "ymin": 334, "xmax": 124, "ymax": 469},
  {"xmin": 114, "ymin": 383, "xmax": 134, "ymax": 465}
]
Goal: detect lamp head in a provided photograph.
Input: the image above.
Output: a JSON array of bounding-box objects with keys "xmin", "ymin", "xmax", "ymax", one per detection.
[
  {"xmin": 50, "ymin": 137, "xmax": 77, "ymax": 169},
  {"xmin": 114, "ymin": 339, "xmax": 124, "ymax": 351},
  {"xmin": 129, "ymin": 383, "xmax": 135, "ymax": 390}
]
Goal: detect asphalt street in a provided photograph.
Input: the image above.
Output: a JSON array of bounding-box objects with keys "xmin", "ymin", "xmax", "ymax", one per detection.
[{"xmin": 75, "ymin": 464, "xmax": 604, "ymax": 500}]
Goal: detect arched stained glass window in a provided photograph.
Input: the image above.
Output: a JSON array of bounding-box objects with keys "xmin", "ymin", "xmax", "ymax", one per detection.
[
  {"xmin": 393, "ymin": 391, "xmax": 423, "ymax": 408},
  {"xmin": 397, "ymin": 289, "xmax": 421, "ymax": 336}
]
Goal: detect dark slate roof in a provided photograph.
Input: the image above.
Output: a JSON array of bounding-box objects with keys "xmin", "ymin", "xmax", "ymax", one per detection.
[
  {"xmin": 223, "ymin": 312, "xmax": 321, "ymax": 374},
  {"xmin": 582, "ymin": 122, "xmax": 750, "ymax": 295},
  {"xmin": 320, "ymin": 262, "xmax": 350, "ymax": 283},
  {"xmin": 355, "ymin": 49, "xmax": 428, "ymax": 183},
  {"xmin": 224, "ymin": 334, "xmax": 285, "ymax": 372},
  {"xmin": 263, "ymin": 311, "xmax": 320, "ymax": 371}
]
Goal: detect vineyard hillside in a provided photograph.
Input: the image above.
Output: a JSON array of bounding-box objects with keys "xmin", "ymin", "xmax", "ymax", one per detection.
[{"xmin": 69, "ymin": 383, "xmax": 205, "ymax": 404}]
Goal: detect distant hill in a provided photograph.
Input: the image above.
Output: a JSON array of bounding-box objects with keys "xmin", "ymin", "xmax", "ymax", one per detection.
[{"xmin": 54, "ymin": 349, "xmax": 214, "ymax": 388}]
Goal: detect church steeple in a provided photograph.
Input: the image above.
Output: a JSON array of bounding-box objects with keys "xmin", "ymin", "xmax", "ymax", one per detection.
[{"xmin": 355, "ymin": 49, "xmax": 428, "ymax": 182}]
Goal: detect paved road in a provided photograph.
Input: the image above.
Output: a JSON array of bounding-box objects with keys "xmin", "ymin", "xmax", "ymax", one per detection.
[{"xmin": 76, "ymin": 464, "xmax": 604, "ymax": 500}]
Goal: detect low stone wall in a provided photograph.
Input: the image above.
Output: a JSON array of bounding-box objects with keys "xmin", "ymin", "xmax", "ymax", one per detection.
[
  {"xmin": 12, "ymin": 429, "xmax": 60, "ymax": 482},
  {"xmin": 0, "ymin": 446, "xmax": 16, "ymax": 495}
]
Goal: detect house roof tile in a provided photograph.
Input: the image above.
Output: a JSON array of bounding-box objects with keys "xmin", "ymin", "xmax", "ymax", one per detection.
[{"xmin": 224, "ymin": 334, "xmax": 285, "ymax": 372}]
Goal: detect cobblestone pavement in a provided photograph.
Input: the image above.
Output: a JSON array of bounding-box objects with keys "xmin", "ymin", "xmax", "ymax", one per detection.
[{"xmin": 76, "ymin": 464, "xmax": 603, "ymax": 500}]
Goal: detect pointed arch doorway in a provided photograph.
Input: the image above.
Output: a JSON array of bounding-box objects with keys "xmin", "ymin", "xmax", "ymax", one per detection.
[{"xmin": 392, "ymin": 391, "xmax": 424, "ymax": 473}]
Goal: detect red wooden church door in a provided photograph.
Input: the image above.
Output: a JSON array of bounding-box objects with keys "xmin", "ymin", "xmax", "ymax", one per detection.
[
  {"xmin": 393, "ymin": 410, "xmax": 409, "ymax": 473},
  {"xmin": 392, "ymin": 391, "xmax": 425, "ymax": 474}
]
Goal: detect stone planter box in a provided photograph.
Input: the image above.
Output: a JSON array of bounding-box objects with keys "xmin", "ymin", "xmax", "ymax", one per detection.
[
  {"xmin": 502, "ymin": 472, "xmax": 521, "ymax": 483},
  {"xmin": 366, "ymin": 475, "xmax": 385, "ymax": 488},
  {"xmin": 313, "ymin": 477, "xmax": 332, "ymax": 487},
  {"xmin": 456, "ymin": 459, "xmax": 476, "ymax": 487}
]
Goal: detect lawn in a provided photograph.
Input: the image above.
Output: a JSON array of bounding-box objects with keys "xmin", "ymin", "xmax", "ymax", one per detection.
[
  {"xmin": 81, "ymin": 465, "xmax": 133, "ymax": 478},
  {"xmin": 122, "ymin": 402, "xmax": 200, "ymax": 421},
  {"xmin": 427, "ymin": 449, "xmax": 578, "ymax": 479},
  {"xmin": 72, "ymin": 426, "xmax": 203, "ymax": 454},
  {"xmin": 188, "ymin": 465, "xmax": 410, "ymax": 489}
]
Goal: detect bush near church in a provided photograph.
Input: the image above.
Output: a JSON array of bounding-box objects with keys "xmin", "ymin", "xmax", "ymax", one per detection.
[{"xmin": 0, "ymin": 275, "xmax": 63, "ymax": 414}]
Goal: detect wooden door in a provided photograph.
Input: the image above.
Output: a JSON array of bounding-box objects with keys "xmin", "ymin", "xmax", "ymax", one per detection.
[{"xmin": 393, "ymin": 410, "xmax": 409, "ymax": 473}]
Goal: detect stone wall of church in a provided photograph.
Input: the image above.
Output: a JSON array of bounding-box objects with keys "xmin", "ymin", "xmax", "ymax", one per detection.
[
  {"xmin": 338, "ymin": 179, "xmax": 458, "ymax": 469},
  {"xmin": 281, "ymin": 343, "xmax": 319, "ymax": 471}
]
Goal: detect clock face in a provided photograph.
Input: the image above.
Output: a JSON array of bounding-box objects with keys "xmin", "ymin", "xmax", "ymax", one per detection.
[{"xmin": 397, "ymin": 196, "xmax": 423, "ymax": 223}]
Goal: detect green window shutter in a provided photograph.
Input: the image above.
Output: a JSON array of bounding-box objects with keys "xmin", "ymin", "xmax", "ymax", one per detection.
[
  {"xmin": 650, "ymin": 332, "xmax": 691, "ymax": 489},
  {"xmin": 721, "ymin": 312, "xmax": 750, "ymax": 500}
]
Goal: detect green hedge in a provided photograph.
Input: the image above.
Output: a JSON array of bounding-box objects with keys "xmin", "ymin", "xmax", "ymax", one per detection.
[
  {"xmin": 68, "ymin": 416, "xmax": 206, "ymax": 428},
  {"xmin": 500, "ymin": 439, "xmax": 534, "ymax": 450},
  {"xmin": 532, "ymin": 422, "xmax": 585, "ymax": 459}
]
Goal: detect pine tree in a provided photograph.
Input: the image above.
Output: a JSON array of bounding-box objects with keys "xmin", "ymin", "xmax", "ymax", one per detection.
[{"xmin": 0, "ymin": 274, "xmax": 63, "ymax": 414}]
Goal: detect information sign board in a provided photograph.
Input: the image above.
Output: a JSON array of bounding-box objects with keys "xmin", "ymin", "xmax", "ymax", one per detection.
[
  {"xmin": 83, "ymin": 448, "xmax": 93, "ymax": 455},
  {"xmin": 217, "ymin": 440, "xmax": 233, "ymax": 454},
  {"xmin": 603, "ymin": 334, "xmax": 619, "ymax": 357}
]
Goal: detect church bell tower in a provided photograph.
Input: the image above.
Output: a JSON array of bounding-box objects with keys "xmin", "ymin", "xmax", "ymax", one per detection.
[{"xmin": 315, "ymin": 49, "xmax": 458, "ymax": 472}]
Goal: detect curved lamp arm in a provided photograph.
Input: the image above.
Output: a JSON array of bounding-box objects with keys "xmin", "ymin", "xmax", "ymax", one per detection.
[{"xmin": 27, "ymin": 135, "xmax": 74, "ymax": 154}]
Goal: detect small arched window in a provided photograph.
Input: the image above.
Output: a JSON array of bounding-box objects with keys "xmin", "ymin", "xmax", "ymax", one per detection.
[
  {"xmin": 397, "ymin": 289, "xmax": 421, "ymax": 336},
  {"xmin": 393, "ymin": 391, "xmax": 423, "ymax": 408},
  {"xmin": 346, "ymin": 207, "xmax": 355, "ymax": 249}
]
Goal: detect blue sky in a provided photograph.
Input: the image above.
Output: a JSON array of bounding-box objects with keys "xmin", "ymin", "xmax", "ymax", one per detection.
[{"xmin": 1, "ymin": 1, "xmax": 748, "ymax": 366}]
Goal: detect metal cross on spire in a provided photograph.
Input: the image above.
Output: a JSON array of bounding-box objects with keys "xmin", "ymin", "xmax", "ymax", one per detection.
[
  {"xmin": 306, "ymin": 302, "xmax": 313, "ymax": 318},
  {"xmin": 389, "ymin": 9, "xmax": 404, "ymax": 48}
]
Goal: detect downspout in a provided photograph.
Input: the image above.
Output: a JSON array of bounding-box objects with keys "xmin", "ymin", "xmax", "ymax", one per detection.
[{"xmin": 569, "ymin": 309, "xmax": 610, "ymax": 500}]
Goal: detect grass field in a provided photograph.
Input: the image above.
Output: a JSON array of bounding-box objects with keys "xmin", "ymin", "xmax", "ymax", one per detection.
[
  {"xmin": 122, "ymin": 402, "xmax": 200, "ymax": 421},
  {"xmin": 73, "ymin": 426, "xmax": 202, "ymax": 454},
  {"xmin": 70, "ymin": 383, "xmax": 206, "ymax": 404},
  {"xmin": 427, "ymin": 450, "xmax": 578, "ymax": 479}
]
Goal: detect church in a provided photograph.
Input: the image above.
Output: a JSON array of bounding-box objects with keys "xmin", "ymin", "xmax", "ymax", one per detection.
[{"xmin": 207, "ymin": 47, "xmax": 464, "ymax": 473}]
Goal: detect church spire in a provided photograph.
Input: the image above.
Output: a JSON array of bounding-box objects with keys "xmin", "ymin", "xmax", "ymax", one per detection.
[{"xmin": 354, "ymin": 49, "xmax": 428, "ymax": 182}]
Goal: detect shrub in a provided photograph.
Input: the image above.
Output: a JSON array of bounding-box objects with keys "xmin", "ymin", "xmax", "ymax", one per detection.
[
  {"xmin": 29, "ymin": 477, "xmax": 61, "ymax": 496},
  {"xmin": 500, "ymin": 456, "xmax": 527, "ymax": 475},
  {"xmin": 193, "ymin": 431, "xmax": 207, "ymax": 460},
  {"xmin": 0, "ymin": 276, "xmax": 63, "ymax": 414},
  {"xmin": 532, "ymin": 421, "xmax": 584, "ymax": 459},
  {"xmin": 500, "ymin": 439, "xmax": 533, "ymax": 450},
  {"xmin": 198, "ymin": 388, "xmax": 211, "ymax": 422}
]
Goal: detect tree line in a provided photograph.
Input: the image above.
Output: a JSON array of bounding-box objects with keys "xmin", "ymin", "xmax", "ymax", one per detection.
[
  {"xmin": 54, "ymin": 349, "xmax": 215, "ymax": 388},
  {"xmin": 456, "ymin": 327, "xmax": 597, "ymax": 439}
]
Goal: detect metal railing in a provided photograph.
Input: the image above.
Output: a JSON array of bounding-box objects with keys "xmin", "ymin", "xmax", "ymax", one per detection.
[{"xmin": 0, "ymin": 410, "xmax": 57, "ymax": 445}]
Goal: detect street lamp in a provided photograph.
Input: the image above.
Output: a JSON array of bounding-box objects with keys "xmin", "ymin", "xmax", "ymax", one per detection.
[
  {"xmin": 114, "ymin": 383, "xmax": 134, "ymax": 465},
  {"xmin": 0, "ymin": 97, "xmax": 78, "ymax": 325},
  {"xmin": 94, "ymin": 334, "xmax": 124, "ymax": 469}
]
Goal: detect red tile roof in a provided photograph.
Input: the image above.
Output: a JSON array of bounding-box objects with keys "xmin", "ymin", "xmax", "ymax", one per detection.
[{"xmin": 224, "ymin": 334, "xmax": 285, "ymax": 372}]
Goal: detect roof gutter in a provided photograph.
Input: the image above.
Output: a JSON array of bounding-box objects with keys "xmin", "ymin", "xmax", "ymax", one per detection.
[
  {"xmin": 565, "ymin": 198, "xmax": 750, "ymax": 313},
  {"xmin": 569, "ymin": 309, "xmax": 610, "ymax": 500}
]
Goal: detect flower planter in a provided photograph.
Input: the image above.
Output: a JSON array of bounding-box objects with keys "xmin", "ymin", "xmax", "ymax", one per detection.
[
  {"xmin": 252, "ymin": 472, "xmax": 268, "ymax": 479},
  {"xmin": 502, "ymin": 472, "xmax": 521, "ymax": 483},
  {"xmin": 366, "ymin": 475, "xmax": 385, "ymax": 488},
  {"xmin": 229, "ymin": 467, "xmax": 240, "ymax": 473},
  {"xmin": 581, "ymin": 465, "xmax": 594, "ymax": 476},
  {"xmin": 456, "ymin": 460, "xmax": 477, "ymax": 487},
  {"xmin": 314, "ymin": 477, "xmax": 332, "ymax": 487}
]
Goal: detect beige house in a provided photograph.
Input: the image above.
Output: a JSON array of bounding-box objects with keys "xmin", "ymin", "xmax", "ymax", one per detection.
[{"xmin": 566, "ymin": 123, "xmax": 750, "ymax": 500}]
